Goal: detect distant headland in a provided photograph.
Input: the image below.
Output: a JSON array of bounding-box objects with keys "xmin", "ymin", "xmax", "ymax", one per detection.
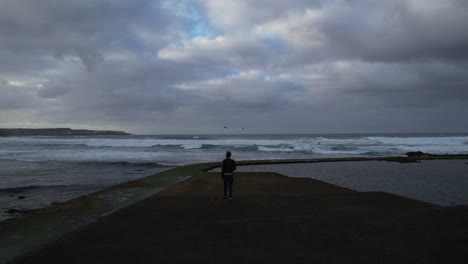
[{"xmin": 0, "ymin": 128, "xmax": 131, "ymax": 136}]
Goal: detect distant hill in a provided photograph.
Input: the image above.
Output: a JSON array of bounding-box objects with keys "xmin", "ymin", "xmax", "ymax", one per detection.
[{"xmin": 0, "ymin": 128, "xmax": 131, "ymax": 136}]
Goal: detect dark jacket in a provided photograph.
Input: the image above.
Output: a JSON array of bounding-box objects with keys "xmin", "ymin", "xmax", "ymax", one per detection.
[{"xmin": 221, "ymin": 158, "xmax": 236, "ymax": 177}]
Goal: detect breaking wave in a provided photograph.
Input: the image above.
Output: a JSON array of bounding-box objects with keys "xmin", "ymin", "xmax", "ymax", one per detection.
[{"xmin": 1, "ymin": 134, "xmax": 468, "ymax": 164}]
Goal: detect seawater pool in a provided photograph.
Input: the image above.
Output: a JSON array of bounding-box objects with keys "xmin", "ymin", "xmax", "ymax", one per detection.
[{"xmin": 212, "ymin": 160, "xmax": 468, "ymax": 206}]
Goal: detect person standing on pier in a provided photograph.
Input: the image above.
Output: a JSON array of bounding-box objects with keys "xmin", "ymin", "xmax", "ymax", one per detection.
[{"xmin": 221, "ymin": 151, "xmax": 236, "ymax": 202}]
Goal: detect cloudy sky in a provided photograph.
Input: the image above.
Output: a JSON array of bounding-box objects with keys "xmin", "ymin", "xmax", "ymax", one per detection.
[{"xmin": 1, "ymin": 0, "xmax": 467, "ymax": 134}]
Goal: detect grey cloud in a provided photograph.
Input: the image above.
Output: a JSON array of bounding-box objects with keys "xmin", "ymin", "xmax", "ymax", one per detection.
[
  {"xmin": 0, "ymin": 0, "xmax": 173, "ymax": 70},
  {"xmin": 0, "ymin": 80, "xmax": 42, "ymax": 110},
  {"xmin": 317, "ymin": 0, "xmax": 468, "ymax": 62},
  {"xmin": 199, "ymin": 0, "xmax": 323, "ymax": 30},
  {"xmin": 1, "ymin": 0, "xmax": 468, "ymax": 133},
  {"xmin": 185, "ymin": 0, "xmax": 468, "ymax": 69},
  {"xmin": 37, "ymin": 83, "xmax": 71, "ymax": 99},
  {"xmin": 338, "ymin": 61, "xmax": 468, "ymax": 107}
]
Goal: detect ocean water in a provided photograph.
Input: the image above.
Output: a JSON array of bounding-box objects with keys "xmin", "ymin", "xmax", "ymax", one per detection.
[{"xmin": 1, "ymin": 133, "xmax": 468, "ymax": 220}]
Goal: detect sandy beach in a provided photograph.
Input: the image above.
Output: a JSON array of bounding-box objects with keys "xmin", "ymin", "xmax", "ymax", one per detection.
[{"xmin": 2, "ymin": 156, "xmax": 468, "ymax": 263}]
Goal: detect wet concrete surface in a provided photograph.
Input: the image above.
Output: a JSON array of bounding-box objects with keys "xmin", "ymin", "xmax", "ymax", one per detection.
[{"xmin": 12, "ymin": 171, "xmax": 468, "ymax": 264}]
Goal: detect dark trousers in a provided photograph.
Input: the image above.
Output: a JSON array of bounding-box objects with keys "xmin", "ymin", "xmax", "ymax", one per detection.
[{"xmin": 223, "ymin": 174, "xmax": 234, "ymax": 198}]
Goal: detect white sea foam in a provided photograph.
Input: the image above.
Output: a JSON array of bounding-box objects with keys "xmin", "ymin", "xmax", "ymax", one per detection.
[
  {"xmin": 1, "ymin": 135, "xmax": 468, "ymax": 164},
  {"xmin": 368, "ymin": 136, "xmax": 468, "ymax": 146}
]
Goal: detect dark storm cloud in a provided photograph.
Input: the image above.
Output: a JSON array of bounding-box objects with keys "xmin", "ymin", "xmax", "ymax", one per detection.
[
  {"xmin": 1, "ymin": 0, "xmax": 468, "ymax": 133},
  {"xmin": 318, "ymin": 0, "xmax": 468, "ymax": 62},
  {"xmin": 0, "ymin": 0, "xmax": 174, "ymax": 70},
  {"xmin": 326, "ymin": 61, "xmax": 468, "ymax": 106}
]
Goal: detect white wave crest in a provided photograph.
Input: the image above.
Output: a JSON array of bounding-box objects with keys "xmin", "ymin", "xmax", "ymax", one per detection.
[
  {"xmin": 368, "ymin": 136, "xmax": 468, "ymax": 146},
  {"xmin": 2, "ymin": 135, "xmax": 468, "ymax": 164}
]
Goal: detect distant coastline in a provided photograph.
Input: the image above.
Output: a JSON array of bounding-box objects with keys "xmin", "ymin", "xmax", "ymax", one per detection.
[{"xmin": 0, "ymin": 128, "xmax": 131, "ymax": 137}]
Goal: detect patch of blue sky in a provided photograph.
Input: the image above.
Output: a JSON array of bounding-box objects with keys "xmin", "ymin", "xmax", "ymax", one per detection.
[
  {"xmin": 190, "ymin": 21, "xmax": 217, "ymax": 38},
  {"xmin": 187, "ymin": 3, "xmax": 218, "ymax": 38},
  {"xmin": 160, "ymin": 0, "xmax": 218, "ymax": 39},
  {"xmin": 227, "ymin": 68, "xmax": 242, "ymax": 74},
  {"xmin": 217, "ymin": 68, "xmax": 242, "ymax": 77},
  {"xmin": 264, "ymin": 73, "xmax": 305, "ymax": 89},
  {"xmin": 264, "ymin": 74, "xmax": 277, "ymax": 81},
  {"xmin": 263, "ymin": 34, "xmax": 288, "ymax": 53},
  {"xmin": 264, "ymin": 34, "xmax": 282, "ymax": 43},
  {"xmin": 160, "ymin": 0, "xmax": 198, "ymax": 19},
  {"xmin": 186, "ymin": 4, "xmax": 201, "ymax": 21}
]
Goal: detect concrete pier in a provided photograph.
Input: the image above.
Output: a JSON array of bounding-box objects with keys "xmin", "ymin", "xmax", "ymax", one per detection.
[{"xmin": 11, "ymin": 171, "xmax": 468, "ymax": 263}]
